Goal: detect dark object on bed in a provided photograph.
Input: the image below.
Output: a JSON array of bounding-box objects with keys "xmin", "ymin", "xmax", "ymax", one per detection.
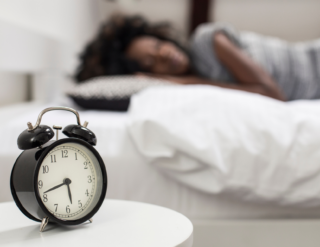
[
  {"xmin": 67, "ymin": 76, "xmax": 173, "ymax": 111},
  {"xmin": 71, "ymin": 97, "xmax": 130, "ymax": 112}
]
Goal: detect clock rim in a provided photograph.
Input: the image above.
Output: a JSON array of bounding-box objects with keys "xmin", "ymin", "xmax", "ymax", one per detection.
[
  {"xmin": 10, "ymin": 152, "xmax": 42, "ymax": 222},
  {"xmin": 34, "ymin": 137, "xmax": 108, "ymax": 225}
]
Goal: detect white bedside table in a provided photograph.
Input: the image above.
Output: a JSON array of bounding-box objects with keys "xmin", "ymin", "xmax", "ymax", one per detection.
[{"xmin": 0, "ymin": 199, "xmax": 193, "ymax": 247}]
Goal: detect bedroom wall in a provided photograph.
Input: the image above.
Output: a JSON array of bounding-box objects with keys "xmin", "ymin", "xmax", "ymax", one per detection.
[{"xmin": 214, "ymin": 0, "xmax": 320, "ymax": 42}]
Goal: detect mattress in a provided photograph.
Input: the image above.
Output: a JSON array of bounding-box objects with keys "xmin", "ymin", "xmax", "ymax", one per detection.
[{"xmin": 1, "ymin": 101, "xmax": 320, "ymax": 220}]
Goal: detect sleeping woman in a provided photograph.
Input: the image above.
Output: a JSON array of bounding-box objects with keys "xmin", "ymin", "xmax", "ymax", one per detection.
[{"xmin": 75, "ymin": 14, "xmax": 320, "ymax": 101}]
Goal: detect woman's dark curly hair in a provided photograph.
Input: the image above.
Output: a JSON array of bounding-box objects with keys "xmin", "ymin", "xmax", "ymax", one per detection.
[{"xmin": 74, "ymin": 14, "xmax": 185, "ymax": 83}]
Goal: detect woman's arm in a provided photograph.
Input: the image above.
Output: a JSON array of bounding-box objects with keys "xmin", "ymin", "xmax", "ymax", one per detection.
[
  {"xmin": 138, "ymin": 32, "xmax": 286, "ymax": 100},
  {"xmin": 213, "ymin": 32, "xmax": 286, "ymax": 100}
]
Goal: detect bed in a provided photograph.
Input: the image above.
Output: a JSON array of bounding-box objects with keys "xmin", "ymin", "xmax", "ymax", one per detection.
[{"xmin": 2, "ymin": 88, "xmax": 320, "ymax": 246}]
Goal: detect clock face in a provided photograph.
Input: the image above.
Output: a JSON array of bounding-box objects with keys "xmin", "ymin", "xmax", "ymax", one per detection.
[{"xmin": 37, "ymin": 142, "xmax": 104, "ymax": 221}]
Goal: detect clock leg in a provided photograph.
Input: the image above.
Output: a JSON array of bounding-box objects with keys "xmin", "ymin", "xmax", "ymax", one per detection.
[
  {"xmin": 89, "ymin": 218, "xmax": 93, "ymax": 223},
  {"xmin": 40, "ymin": 217, "xmax": 49, "ymax": 232}
]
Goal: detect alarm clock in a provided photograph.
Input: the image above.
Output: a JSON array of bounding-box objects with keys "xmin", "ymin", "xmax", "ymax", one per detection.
[{"xmin": 10, "ymin": 106, "xmax": 107, "ymax": 232}]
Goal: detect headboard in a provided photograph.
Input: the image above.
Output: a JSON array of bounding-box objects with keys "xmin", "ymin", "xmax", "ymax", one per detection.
[{"xmin": 189, "ymin": 0, "xmax": 212, "ymax": 35}]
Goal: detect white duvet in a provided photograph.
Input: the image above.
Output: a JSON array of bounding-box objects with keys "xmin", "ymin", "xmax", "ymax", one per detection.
[{"xmin": 128, "ymin": 85, "xmax": 320, "ymax": 207}]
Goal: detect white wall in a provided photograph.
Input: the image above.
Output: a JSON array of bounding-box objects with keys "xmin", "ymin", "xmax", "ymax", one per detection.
[{"xmin": 214, "ymin": 0, "xmax": 320, "ymax": 42}]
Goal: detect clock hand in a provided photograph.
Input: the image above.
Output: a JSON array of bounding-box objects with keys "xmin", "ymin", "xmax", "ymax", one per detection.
[
  {"xmin": 67, "ymin": 184, "xmax": 72, "ymax": 204},
  {"xmin": 64, "ymin": 178, "xmax": 72, "ymax": 204},
  {"xmin": 44, "ymin": 181, "xmax": 66, "ymax": 193}
]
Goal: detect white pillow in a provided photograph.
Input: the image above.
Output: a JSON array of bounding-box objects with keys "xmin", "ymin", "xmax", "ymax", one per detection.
[{"xmin": 128, "ymin": 85, "xmax": 320, "ymax": 207}]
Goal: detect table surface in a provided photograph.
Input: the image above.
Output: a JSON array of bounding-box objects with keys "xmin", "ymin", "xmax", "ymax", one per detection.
[{"xmin": 0, "ymin": 199, "xmax": 193, "ymax": 247}]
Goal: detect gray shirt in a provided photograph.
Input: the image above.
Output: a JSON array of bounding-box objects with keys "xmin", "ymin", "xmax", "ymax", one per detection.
[{"xmin": 190, "ymin": 23, "xmax": 320, "ymax": 101}]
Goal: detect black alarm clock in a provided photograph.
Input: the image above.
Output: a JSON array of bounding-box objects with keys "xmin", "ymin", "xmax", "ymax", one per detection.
[{"xmin": 10, "ymin": 106, "xmax": 107, "ymax": 232}]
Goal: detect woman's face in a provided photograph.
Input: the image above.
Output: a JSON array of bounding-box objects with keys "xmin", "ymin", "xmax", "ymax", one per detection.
[{"xmin": 126, "ymin": 36, "xmax": 190, "ymax": 75}]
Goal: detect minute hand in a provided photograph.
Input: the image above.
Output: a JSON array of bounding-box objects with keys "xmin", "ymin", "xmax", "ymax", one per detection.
[
  {"xmin": 44, "ymin": 182, "xmax": 65, "ymax": 193},
  {"xmin": 67, "ymin": 184, "xmax": 72, "ymax": 204}
]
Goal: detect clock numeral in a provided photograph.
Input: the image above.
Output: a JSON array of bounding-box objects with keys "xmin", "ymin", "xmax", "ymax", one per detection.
[
  {"xmin": 54, "ymin": 204, "xmax": 58, "ymax": 212},
  {"xmin": 88, "ymin": 176, "xmax": 92, "ymax": 183},
  {"xmin": 62, "ymin": 150, "xmax": 68, "ymax": 158},
  {"xmin": 43, "ymin": 194, "xmax": 48, "ymax": 202},
  {"xmin": 75, "ymin": 153, "xmax": 77, "ymax": 160},
  {"xmin": 84, "ymin": 162, "xmax": 88, "ymax": 169},
  {"xmin": 42, "ymin": 165, "xmax": 49, "ymax": 174},
  {"xmin": 78, "ymin": 200, "xmax": 82, "ymax": 208},
  {"xmin": 38, "ymin": 180, "xmax": 43, "ymax": 189},
  {"xmin": 66, "ymin": 205, "xmax": 70, "ymax": 213},
  {"xmin": 85, "ymin": 189, "xmax": 89, "ymax": 196},
  {"xmin": 50, "ymin": 155, "xmax": 56, "ymax": 163}
]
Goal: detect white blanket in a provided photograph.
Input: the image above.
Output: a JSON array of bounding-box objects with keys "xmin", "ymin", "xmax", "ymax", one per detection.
[{"xmin": 128, "ymin": 85, "xmax": 320, "ymax": 207}]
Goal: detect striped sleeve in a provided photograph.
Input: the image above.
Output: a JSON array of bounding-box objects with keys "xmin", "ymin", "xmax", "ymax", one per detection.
[{"xmin": 190, "ymin": 23, "xmax": 243, "ymax": 83}]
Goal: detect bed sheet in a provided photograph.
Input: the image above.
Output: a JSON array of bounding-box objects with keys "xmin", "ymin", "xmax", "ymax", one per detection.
[
  {"xmin": 1, "ymin": 102, "xmax": 320, "ymax": 220},
  {"xmin": 128, "ymin": 85, "xmax": 320, "ymax": 207}
]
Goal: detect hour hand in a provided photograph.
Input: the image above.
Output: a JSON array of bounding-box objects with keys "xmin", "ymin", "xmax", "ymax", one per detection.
[{"xmin": 44, "ymin": 182, "xmax": 65, "ymax": 193}]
